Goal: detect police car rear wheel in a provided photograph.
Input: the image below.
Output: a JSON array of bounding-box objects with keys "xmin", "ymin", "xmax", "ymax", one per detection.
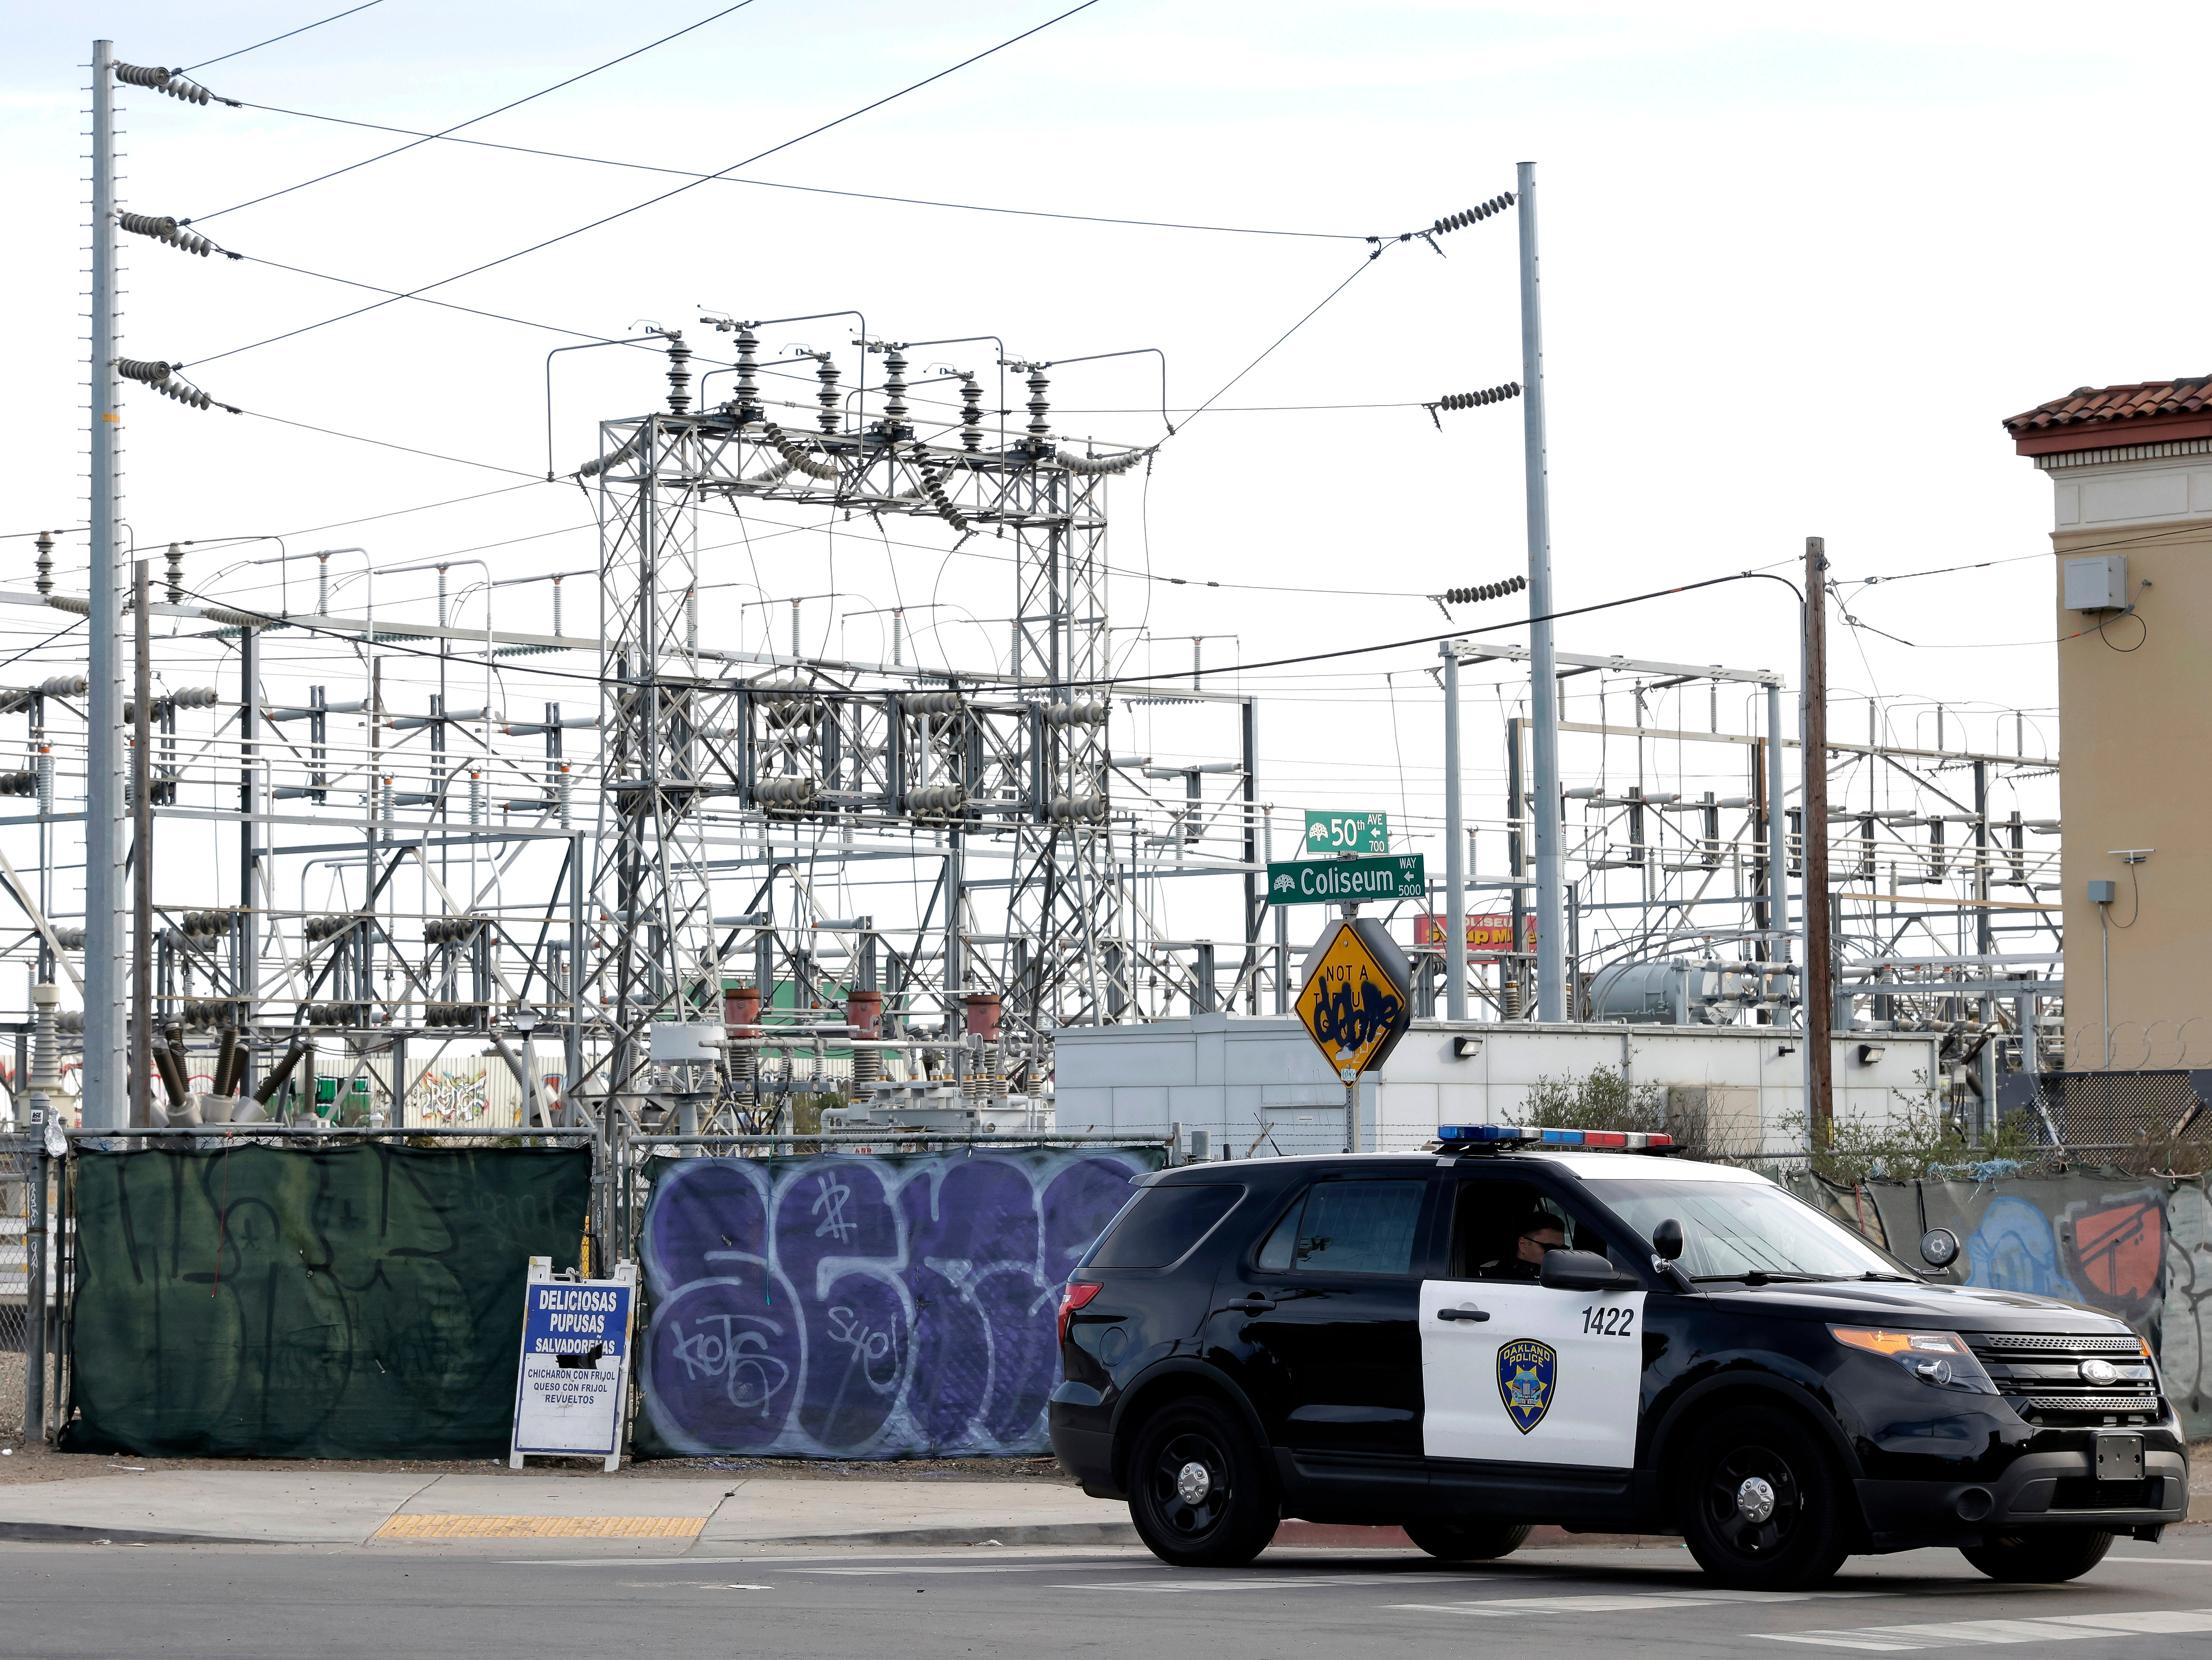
[
  {"xmin": 1403, "ymin": 1519, "xmax": 1532, "ymax": 1561},
  {"xmin": 1128, "ymin": 1398, "xmax": 1276, "ymax": 1567},
  {"xmin": 1959, "ymin": 1529, "xmax": 2113, "ymax": 1583},
  {"xmin": 1680, "ymin": 1407, "xmax": 1850, "ymax": 1590}
]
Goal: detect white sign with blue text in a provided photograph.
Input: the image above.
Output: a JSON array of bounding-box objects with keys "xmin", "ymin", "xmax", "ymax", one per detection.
[{"xmin": 508, "ymin": 1256, "xmax": 638, "ymax": 1471}]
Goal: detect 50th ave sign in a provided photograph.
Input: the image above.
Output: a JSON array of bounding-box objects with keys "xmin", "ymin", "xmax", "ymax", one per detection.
[
  {"xmin": 1303, "ymin": 810, "xmax": 1388, "ymax": 855},
  {"xmin": 1295, "ymin": 917, "xmax": 1415, "ymax": 1075},
  {"xmin": 1267, "ymin": 853, "xmax": 1425, "ymax": 907}
]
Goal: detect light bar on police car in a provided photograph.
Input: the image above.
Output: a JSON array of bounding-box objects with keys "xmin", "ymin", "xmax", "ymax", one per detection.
[{"xmin": 1434, "ymin": 1125, "xmax": 1672, "ymax": 1150}]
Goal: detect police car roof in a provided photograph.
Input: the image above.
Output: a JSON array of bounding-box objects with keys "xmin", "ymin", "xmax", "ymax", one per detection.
[{"xmin": 1518, "ymin": 1150, "xmax": 1773, "ymax": 1184}]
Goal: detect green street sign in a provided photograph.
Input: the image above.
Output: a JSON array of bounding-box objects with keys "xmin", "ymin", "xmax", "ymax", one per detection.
[
  {"xmin": 1303, "ymin": 809, "xmax": 1388, "ymax": 855},
  {"xmin": 1267, "ymin": 853, "xmax": 1426, "ymax": 907}
]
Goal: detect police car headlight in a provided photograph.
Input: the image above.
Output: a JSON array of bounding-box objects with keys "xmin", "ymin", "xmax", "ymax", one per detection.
[{"xmin": 1830, "ymin": 1326, "xmax": 1997, "ymax": 1395}]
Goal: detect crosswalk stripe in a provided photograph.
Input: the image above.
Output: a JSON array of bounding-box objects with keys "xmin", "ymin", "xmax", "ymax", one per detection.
[
  {"xmin": 1386, "ymin": 1590, "xmax": 1872, "ymax": 1616},
  {"xmin": 1763, "ymin": 1607, "xmax": 2212, "ymax": 1649}
]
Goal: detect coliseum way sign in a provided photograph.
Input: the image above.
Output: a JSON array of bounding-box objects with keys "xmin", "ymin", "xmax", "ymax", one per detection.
[{"xmin": 1266, "ymin": 853, "xmax": 1425, "ymax": 907}]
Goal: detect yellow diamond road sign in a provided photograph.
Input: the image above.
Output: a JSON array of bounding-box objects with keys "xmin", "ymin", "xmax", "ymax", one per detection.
[{"xmin": 1296, "ymin": 919, "xmax": 1412, "ymax": 1075}]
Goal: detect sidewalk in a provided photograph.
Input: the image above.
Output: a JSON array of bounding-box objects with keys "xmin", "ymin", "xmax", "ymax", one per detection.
[
  {"xmin": 3, "ymin": 1454, "xmax": 2208, "ymax": 1550},
  {"xmin": 0, "ymin": 1467, "xmax": 1135, "ymax": 1548}
]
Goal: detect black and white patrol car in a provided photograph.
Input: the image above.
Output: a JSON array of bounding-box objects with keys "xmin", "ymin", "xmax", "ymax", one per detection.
[{"xmin": 1048, "ymin": 1128, "xmax": 2186, "ymax": 1588}]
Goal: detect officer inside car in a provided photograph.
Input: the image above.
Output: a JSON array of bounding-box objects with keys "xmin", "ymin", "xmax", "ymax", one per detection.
[{"xmin": 1495, "ymin": 1211, "xmax": 1567, "ymax": 1279}]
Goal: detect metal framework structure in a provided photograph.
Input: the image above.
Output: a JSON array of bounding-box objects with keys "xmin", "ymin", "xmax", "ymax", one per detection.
[{"xmin": 572, "ymin": 331, "xmax": 1164, "ymax": 1130}]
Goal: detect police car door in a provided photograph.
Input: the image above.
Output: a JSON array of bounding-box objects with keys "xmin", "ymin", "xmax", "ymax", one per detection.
[{"xmin": 1420, "ymin": 1170, "xmax": 1643, "ymax": 1468}]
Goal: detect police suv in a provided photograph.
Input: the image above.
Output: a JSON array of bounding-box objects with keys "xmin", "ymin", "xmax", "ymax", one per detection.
[{"xmin": 1049, "ymin": 1128, "xmax": 2186, "ymax": 1588}]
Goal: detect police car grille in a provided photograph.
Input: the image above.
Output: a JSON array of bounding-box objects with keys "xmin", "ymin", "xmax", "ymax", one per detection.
[
  {"xmin": 2019, "ymin": 1393, "xmax": 2161, "ymax": 1413},
  {"xmin": 1963, "ymin": 1333, "xmax": 2158, "ymax": 1414},
  {"xmin": 1963, "ymin": 1332, "xmax": 2141, "ymax": 1355}
]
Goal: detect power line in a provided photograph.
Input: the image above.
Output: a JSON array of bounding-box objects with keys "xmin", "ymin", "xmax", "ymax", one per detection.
[
  {"xmin": 152, "ymin": 567, "xmax": 1794, "ymax": 701},
  {"xmin": 230, "ymin": 250, "xmax": 676, "ymax": 348},
  {"xmin": 190, "ymin": 1, "xmax": 1104, "ymax": 367},
  {"xmin": 193, "ymin": 3, "xmax": 760, "ymax": 223},
  {"xmin": 1170, "ymin": 248, "xmax": 1392, "ymax": 436},
  {"xmin": 227, "ymin": 99, "xmax": 1372, "ymax": 241},
  {"xmin": 238, "ymin": 407, "xmax": 546, "ymax": 478},
  {"xmin": 181, "ymin": 0, "xmax": 383, "ymax": 72}
]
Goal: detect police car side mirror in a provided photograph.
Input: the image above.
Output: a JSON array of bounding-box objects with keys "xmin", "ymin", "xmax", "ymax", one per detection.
[
  {"xmin": 1651, "ymin": 1218, "xmax": 1685, "ymax": 1262},
  {"xmin": 1539, "ymin": 1248, "xmax": 1637, "ymax": 1292}
]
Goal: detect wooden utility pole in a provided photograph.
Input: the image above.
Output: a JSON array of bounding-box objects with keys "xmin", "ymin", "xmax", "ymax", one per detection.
[{"xmin": 1803, "ymin": 536, "xmax": 1833, "ymax": 1143}]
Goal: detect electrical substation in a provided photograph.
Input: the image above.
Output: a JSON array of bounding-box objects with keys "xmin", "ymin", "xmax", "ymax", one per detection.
[
  {"xmin": 6, "ymin": 56, "xmax": 2076, "ymax": 1181},
  {"xmin": 5, "ymin": 308, "xmax": 2063, "ymax": 1156}
]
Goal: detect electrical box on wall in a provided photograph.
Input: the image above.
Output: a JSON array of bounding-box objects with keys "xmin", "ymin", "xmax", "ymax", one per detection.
[{"xmin": 2064, "ymin": 554, "xmax": 2128, "ymax": 612}]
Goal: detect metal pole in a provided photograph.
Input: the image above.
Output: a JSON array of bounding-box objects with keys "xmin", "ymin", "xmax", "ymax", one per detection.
[
  {"xmin": 1766, "ymin": 679, "xmax": 1791, "ymax": 976},
  {"xmin": 84, "ymin": 40, "xmax": 127, "ymax": 1130},
  {"xmin": 1802, "ymin": 538, "xmax": 1832, "ymax": 1146},
  {"xmin": 25, "ymin": 1140, "xmax": 47, "ymax": 1440},
  {"xmin": 131, "ymin": 559, "xmax": 153, "ymax": 1130},
  {"xmin": 1241, "ymin": 698, "xmax": 1260, "ymax": 1015},
  {"xmin": 1268, "ymin": 810, "xmax": 1289, "ymax": 1014},
  {"xmin": 1974, "ymin": 758, "xmax": 1996, "ymax": 1138},
  {"xmin": 1443, "ymin": 645, "xmax": 1467, "ymax": 1019},
  {"xmin": 238, "ymin": 625, "xmax": 259, "ymax": 1098},
  {"xmin": 1517, "ymin": 160, "xmax": 1566, "ymax": 1021}
]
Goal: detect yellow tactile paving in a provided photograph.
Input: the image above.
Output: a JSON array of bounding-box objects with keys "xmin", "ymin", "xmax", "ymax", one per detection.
[{"xmin": 374, "ymin": 1514, "xmax": 706, "ymax": 1539}]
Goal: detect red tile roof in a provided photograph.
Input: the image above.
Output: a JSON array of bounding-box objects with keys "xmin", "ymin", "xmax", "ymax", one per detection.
[{"xmin": 2006, "ymin": 377, "xmax": 2212, "ymax": 454}]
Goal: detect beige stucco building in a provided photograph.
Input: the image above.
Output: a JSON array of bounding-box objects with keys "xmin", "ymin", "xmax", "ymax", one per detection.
[{"xmin": 2006, "ymin": 377, "xmax": 2212, "ymax": 1068}]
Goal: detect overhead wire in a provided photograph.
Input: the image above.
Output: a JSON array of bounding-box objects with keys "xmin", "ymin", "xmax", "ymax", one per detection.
[
  {"xmin": 180, "ymin": 0, "xmax": 384, "ymax": 72},
  {"xmin": 1169, "ymin": 247, "xmax": 1393, "ymax": 437},
  {"xmin": 237, "ymin": 408, "xmax": 548, "ymax": 478},
  {"xmin": 157, "ymin": 567, "xmax": 1797, "ymax": 702},
  {"xmin": 227, "ymin": 99, "xmax": 1373, "ymax": 241},
  {"xmin": 189, "ymin": 0, "xmax": 1106, "ymax": 367},
  {"xmin": 191, "ymin": 2, "xmax": 762, "ymax": 224}
]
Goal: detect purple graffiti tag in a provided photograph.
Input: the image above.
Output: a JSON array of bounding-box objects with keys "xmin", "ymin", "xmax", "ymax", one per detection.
[
  {"xmin": 636, "ymin": 1147, "xmax": 1161, "ymax": 1459},
  {"xmin": 642, "ymin": 1280, "xmax": 803, "ymax": 1452},
  {"xmin": 775, "ymin": 1161, "xmax": 907, "ymax": 1452}
]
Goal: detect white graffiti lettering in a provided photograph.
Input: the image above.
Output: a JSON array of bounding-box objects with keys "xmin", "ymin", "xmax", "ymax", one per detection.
[
  {"xmin": 667, "ymin": 1312, "xmax": 793, "ymax": 1416},
  {"xmin": 825, "ymin": 1304, "xmax": 901, "ymax": 1393},
  {"xmin": 811, "ymin": 1173, "xmax": 856, "ymax": 1243}
]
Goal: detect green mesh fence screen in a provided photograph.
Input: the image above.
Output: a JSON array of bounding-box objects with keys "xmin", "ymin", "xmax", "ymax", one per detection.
[{"xmin": 61, "ymin": 1141, "xmax": 589, "ymax": 1459}]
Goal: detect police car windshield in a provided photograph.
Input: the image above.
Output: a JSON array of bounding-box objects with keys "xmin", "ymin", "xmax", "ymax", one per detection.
[{"xmin": 1593, "ymin": 1177, "xmax": 1902, "ymax": 1281}]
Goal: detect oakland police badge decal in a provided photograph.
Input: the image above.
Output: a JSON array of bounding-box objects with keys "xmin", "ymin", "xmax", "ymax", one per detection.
[{"xmin": 1496, "ymin": 1338, "xmax": 1557, "ymax": 1434}]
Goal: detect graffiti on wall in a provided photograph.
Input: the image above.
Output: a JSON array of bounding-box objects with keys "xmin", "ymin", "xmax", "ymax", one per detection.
[
  {"xmin": 2162, "ymin": 1184, "xmax": 2212, "ymax": 1423},
  {"xmin": 634, "ymin": 1146, "xmax": 1160, "ymax": 1459},
  {"xmin": 1817, "ymin": 1171, "xmax": 2212, "ymax": 1436},
  {"xmin": 1962, "ymin": 1196, "xmax": 2085, "ymax": 1302}
]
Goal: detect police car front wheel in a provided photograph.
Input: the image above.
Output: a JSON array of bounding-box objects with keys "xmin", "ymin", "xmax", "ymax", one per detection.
[
  {"xmin": 1679, "ymin": 1406, "xmax": 1852, "ymax": 1590},
  {"xmin": 1959, "ymin": 1529, "xmax": 2113, "ymax": 1584}
]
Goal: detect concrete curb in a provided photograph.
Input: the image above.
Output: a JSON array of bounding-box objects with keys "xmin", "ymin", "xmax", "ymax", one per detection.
[
  {"xmin": 0, "ymin": 1521, "xmax": 268, "ymax": 1547},
  {"xmin": 759, "ymin": 1521, "xmax": 1139, "ymax": 1548}
]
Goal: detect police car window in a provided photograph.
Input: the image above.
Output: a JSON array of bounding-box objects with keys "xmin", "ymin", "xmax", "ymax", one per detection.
[
  {"xmin": 1450, "ymin": 1180, "xmax": 1596, "ymax": 1280},
  {"xmin": 1255, "ymin": 1180, "xmax": 1425, "ymax": 1275},
  {"xmin": 1088, "ymin": 1183, "xmax": 1246, "ymax": 1269},
  {"xmin": 1594, "ymin": 1177, "xmax": 1901, "ymax": 1280}
]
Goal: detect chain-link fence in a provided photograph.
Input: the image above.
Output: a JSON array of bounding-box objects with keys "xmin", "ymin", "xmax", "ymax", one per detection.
[
  {"xmin": 0, "ymin": 1135, "xmax": 48, "ymax": 1442},
  {"xmin": 1998, "ymin": 1069, "xmax": 2212, "ymax": 1175}
]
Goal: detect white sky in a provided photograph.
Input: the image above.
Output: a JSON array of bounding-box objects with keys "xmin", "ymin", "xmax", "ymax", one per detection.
[{"xmin": 5, "ymin": 0, "xmax": 2200, "ymax": 948}]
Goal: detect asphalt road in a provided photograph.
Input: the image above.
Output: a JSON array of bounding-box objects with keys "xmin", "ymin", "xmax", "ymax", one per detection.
[{"xmin": 8, "ymin": 1534, "xmax": 2212, "ymax": 1657}]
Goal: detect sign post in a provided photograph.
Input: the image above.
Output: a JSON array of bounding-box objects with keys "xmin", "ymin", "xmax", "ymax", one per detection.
[
  {"xmin": 509, "ymin": 1255, "xmax": 638, "ymax": 1473},
  {"xmin": 1293, "ymin": 916, "xmax": 1414, "ymax": 1153}
]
